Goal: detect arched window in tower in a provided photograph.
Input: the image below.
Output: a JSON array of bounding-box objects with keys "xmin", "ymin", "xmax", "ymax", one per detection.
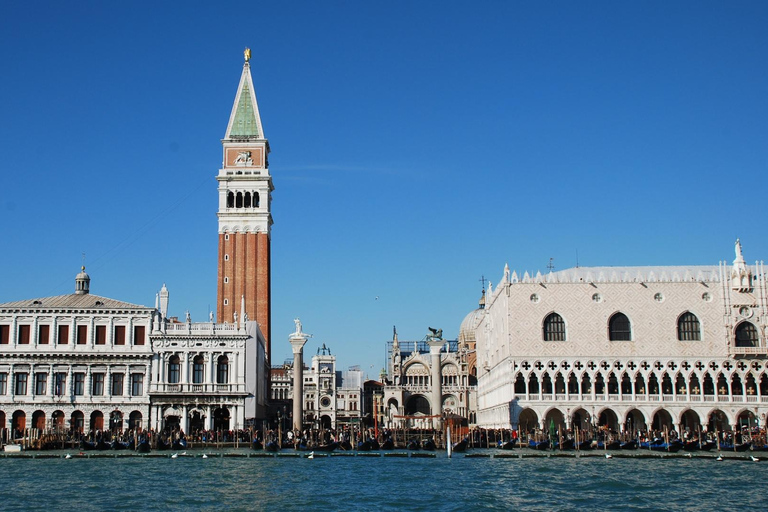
[
  {"xmin": 227, "ymin": 192, "xmax": 234, "ymax": 208},
  {"xmin": 253, "ymin": 192, "xmax": 260, "ymax": 208},
  {"xmin": 677, "ymin": 312, "xmax": 701, "ymax": 341},
  {"xmin": 193, "ymin": 355, "xmax": 205, "ymax": 384},
  {"xmin": 735, "ymin": 322, "xmax": 759, "ymax": 347},
  {"xmin": 236, "ymin": 192, "xmax": 243, "ymax": 208},
  {"xmin": 217, "ymin": 355, "xmax": 229, "ymax": 384},
  {"xmin": 244, "ymin": 192, "xmax": 251, "ymax": 208},
  {"xmin": 543, "ymin": 313, "xmax": 566, "ymax": 341},
  {"xmin": 168, "ymin": 355, "xmax": 180, "ymax": 384},
  {"xmin": 609, "ymin": 313, "xmax": 632, "ymax": 341}
]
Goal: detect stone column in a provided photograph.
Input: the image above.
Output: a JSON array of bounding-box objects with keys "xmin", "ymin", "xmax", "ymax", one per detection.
[
  {"xmin": 289, "ymin": 324, "xmax": 309, "ymax": 432},
  {"xmin": 427, "ymin": 339, "xmax": 444, "ymax": 430}
]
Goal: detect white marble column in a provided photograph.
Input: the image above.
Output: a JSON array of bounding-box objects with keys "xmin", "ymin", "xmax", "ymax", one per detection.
[
  {"xmin": 290, "ymin": 323, "xmax": 309, "ymax": 431},
  {"xmin": 427, "ymin": 339, "xmax": 444, "ymax": 430}
]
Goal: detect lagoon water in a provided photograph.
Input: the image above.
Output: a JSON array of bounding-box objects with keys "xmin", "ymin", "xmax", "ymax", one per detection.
[{"xmin": 2, "ymin": 450, "xmax": 765, "ymax": 511}]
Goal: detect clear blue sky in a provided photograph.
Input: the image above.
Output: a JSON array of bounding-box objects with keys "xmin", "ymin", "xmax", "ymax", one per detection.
[{"xmin": 1, "ymin": 2, "xmax": 767, "ymax": 374}]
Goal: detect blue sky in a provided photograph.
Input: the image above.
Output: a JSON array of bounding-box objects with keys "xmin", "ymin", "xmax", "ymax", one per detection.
[{"xmin": 1, "ymin": 2, "xmax": 767, "ymax": 374}]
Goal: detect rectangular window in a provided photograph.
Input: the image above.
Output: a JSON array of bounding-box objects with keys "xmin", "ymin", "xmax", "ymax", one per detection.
[
  {"xmin": 0, "ymin": 373, "xmax": 7, "ymax": 395},
  {"xmin": 95, "ymin": 325, "xmax": 106, "ymax": 345},
  {"xmin": 0, "ymin": 325, "xmax": 9, "ymax": 344},
  {"xmin": 111, "ymin": 373, "xmax": 124, "ymax": 396},
  {"xmin": 74, "ymin": 373, "xmax": 85, "ymax": 396},
  {"xmin": 38, "ymin": 325, "xmax": 49, "ymax": 344},
  {"xmin": 15, "ymin": 373, "xmax": 28, "ymax": 395},
  {"xmin": 55, "ymin": 373, "xmax": 67, "ymax": 396},
  {"xmin": 92, "ymin": 373, "xmax": 104, "ymax": 396},
  {"xmin": 18, "ymin": 325, "xmax": 30, "ymax": 344},
  {"xmin": 35, "ymin": 373, "xmax": 47, "ymax": 395},
  {"xmin": 58, "ymin": 325, "xmax": 69, "ymax": 344},
  {"xmin": 133, "ymin": 325, "xmax": 145, "ymax": 345},
  {"xmin": 131, "ymin": 374, "xmax": 143, "ymax": 396},
  {"xmin": 114, "ymin": 326, "xmax": 126, "ymax": 345},
  {"xmin": 76, "ymin": 325, "xmax": 87, "ymax": 345}
]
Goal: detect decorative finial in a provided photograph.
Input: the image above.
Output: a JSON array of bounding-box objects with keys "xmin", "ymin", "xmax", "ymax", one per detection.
[{"xmin": 244, "ymin": 47, "xmax": 251, "ymax": 62}]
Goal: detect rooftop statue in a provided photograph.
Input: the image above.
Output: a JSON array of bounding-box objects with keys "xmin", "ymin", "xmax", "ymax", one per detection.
[{"xmin": 428, "ymin": 327, "xmax": 443, "ymax": 341}]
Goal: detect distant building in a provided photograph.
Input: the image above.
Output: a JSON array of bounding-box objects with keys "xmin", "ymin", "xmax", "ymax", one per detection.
[
  {"xmin": 474, "ymin": 240, "xmax": 768, "ymax": 435},
  {"xmin": 382, "ymin": 328, "xmax": 477, "ymax": 428},
  {"xmin": 267, "ymin": 344, "xmax": 363, "ymax": 430}
]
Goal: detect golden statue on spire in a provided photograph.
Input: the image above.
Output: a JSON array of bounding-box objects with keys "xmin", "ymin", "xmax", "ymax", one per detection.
[{"xmin": 244, "ymin": 47, "xmax": 251, "ymax": 62}]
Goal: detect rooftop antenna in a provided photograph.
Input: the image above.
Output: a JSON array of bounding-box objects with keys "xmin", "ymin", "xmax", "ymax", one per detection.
[{"xmin": 547, "ymin": 258, "xmax": 555, "ymax": 272}]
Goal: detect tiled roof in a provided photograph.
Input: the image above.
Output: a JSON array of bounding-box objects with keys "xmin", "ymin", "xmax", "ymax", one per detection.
[{"xmin": 0, "ymin": 293, "xmax": 149, "ymax": 310}]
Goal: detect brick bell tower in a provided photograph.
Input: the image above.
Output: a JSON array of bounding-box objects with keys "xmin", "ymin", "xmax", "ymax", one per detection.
[{"xmin": 217, "ymin": 48, "xmax": 273, "ymax": 362}]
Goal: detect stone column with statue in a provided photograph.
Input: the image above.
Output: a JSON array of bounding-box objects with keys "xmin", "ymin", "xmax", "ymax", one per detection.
[
  {"xmin": 427, "ymin": 327, "xmax": 445, "ymax": 431},
  {"xmin": 290, "ymin": 318, "xmax": 311, "ymax": 432}
]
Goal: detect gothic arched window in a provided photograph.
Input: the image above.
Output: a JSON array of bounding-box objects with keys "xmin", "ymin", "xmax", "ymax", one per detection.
[
  {"xmin": 609, "ymin": 313, "xmax": 632, "ymax": 341},
  {"xmin": 735, "ymin": 322, "xmax": 759, "ymax": 347},
  {"xmin": 678, "ymin": 312, "xmax": 701, "ymax": 341},
  {"xmin": 543, "ymin": 313, "xmax": 566, "ymax": 341}
]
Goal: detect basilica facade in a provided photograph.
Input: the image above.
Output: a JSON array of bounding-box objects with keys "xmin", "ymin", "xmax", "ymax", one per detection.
[{"xmin": 475, "ymin": 240, "xmax": 767, "ymax": 436}]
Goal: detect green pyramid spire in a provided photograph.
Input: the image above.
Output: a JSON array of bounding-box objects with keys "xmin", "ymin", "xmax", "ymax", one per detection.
[{"xmin": 229, "ymin": 81, "xmax": 259, "ymax": 137}]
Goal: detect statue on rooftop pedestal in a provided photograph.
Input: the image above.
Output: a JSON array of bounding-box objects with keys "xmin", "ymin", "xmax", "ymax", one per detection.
[{"xmin": 427, "ymin": 327, "xmax": 443, "ymax": 342}]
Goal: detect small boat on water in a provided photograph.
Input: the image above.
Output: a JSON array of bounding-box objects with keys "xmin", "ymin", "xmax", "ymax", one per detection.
[
  {"xmin": 381, "ymin": 439, "xmax": 394, "ymax": 450},
  {"xmin": 603, "ymin": 440, "xmax": 621, "ymax": 451},
  {"xmin": 265, "ymin": 441, "xmax": 280, "ymax": 452},
  {"xmin": 452, "ymin": 438, "xmax": 469, "ymax": 453},
  {"xmin": 421, "ymin": 439, "xmax": 436, "ymax": 451},
  {"xmin": 136, "ymin": 441, "xmax": 151, "ymax": 453},
  {"xmin": 554, "ymin": 439, "xmax": 574, "ymax": 450},
  {"xmin": 577, "ymin": 440, "xmax": 595, "ymax": 451},
  {"xmin": 251, "ymin": 439, "xmax": 263, "ymax": 451},
  {"xmin": 720, "ymin": 441, "xmax": 751, "ymax": 452},
  {"xmin": 620, "ymin": 440, "xmax": 638, "ymax": 450},
  {"xmin": 339, "ymin": 441, "xmax": 353, "ymax": 451},
  {"xmin": 313, "ymin": 442, "xmax": 338, "ymax": 453},
  {"xmin": 648, "ymin": 439, "xmax": 684, "ymax": 453},
  {"xmin": 406, "ymin": 440, "xmax": 420, "ymax": 451},
  {"xmin": 528, "ymin": 439, "xmax": 550, "ymax": 451},
  {"xmin": 498, "ymin": 440, "xmax": 517, "ymax": 450},
  {"xmin": 172, "ymin": 439, "xmax": 188, "ymax": 451}
]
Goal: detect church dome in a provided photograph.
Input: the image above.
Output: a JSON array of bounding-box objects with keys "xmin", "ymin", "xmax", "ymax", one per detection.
[{"xmin": 459, "ymin": 290, "xmax": 485, "ymax": 344}]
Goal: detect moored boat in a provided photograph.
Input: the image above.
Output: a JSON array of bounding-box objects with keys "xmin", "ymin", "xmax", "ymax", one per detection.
[
  {"xmin": 421, "ymin": 438, "xmax": 436, "ymax": 451},
  {"xmin": 381, "ymin": 438, "xmax": 394, "ymax": 450},
  {"xmin": 528, "ymin": 439, "xmax": 550, "ymax": 450},
  {"xmin": 251, "ymin": 439, "xmax": 263, "ymax": 450},
  {"xmin": 452, "ymin": 438, "xmax": 469, "ymax": 453},
  {"xmin": 620, "ymin": 440, "xmax": 638, "ymax": 450}
]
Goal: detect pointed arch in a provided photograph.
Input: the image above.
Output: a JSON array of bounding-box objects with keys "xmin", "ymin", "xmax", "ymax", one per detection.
[
  {"xmin": 677, "ymin": 312, "xmax": 701, "ymax": 341},
  {"xmin": 543, "ymin": 312, "xmax": 566, "ymax": 341}
]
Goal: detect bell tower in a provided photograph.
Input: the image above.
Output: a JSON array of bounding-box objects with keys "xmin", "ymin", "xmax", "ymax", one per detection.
[{"xmin": 217, "ymin": 48, "xmax": 273, "ymax": 361}]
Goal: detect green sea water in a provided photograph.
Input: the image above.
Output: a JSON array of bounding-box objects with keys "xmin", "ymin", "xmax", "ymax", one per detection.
[{"xmin": 2, "ymin": 450, "xmax": 765, "ymax": 511}]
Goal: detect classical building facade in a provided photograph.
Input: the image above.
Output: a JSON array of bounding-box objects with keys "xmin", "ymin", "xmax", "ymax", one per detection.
[
  {"xmin": 148, "ymin": 294, "xmax": 268, "ymax": 433},
  {"xmin": 217, "ymin": 50, "xmax": 273, "ymax": 361},
  {"xmin": 0, "ymin": 270, "xmax": 154, "ymax": 437},
  {"xmin": 475, "ymin": 240, "xmax": 768, "ymax": 435},
  {"xmin": 382, "ymin": 329, "xmax": 477, "ymax": 428}
]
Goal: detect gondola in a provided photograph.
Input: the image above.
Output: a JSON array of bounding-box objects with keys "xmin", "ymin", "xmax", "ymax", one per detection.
[
  {"xmin": 498, "ymin": 440, "xmax": 516, "ymax": 450},
  {"xmin": 111, "ymin": 440, "xmax": 129, "ymax": 450},
  {"xmin": 156, "ymin": 439, "xmax": 172, "ymax": 451},
  {"xmin": 452, "ymin": 438, "xmax": 469, "ymax": 453},
  {"xmin": 700, "ymin": 440, "xmax": 717, "ymax": 451},
  {"xmin": 172, "ymin": 439, "xmax": 188, "ymax": 451},
  {"xmin": 720, "ymin": 441, "xmax": 751, "ymax": 452},
  {"xmin": 406, "ymin": 440, "xmax": 420, "ymax": 450},
  {"xmin": 357, "ymin": 440, "xmax": 374, "ymax": 451},
  {"xmin": 554, "ymin": 439, "xmax": 574, "ymax": 450},
  {"xmin": 620, "ymin": 439, "xmax": 638, "ymax": 450},
  {"xmin": 604, "ymin": 440, "xmax": 621, "ymax": 451},
  {"xmin": 381, "ymin": 438, "xmax": 394, "ymax": 450},
  {"xmin": 80, "ymin": 440, "xmax": 96, "ymax": 451},
  {"xmin": 421, "ymin": 439, "xmax": 436, "ymax": 451},
  {"xmin": 649, "ymin": 440, "xmax": 684, "ymax": 452},
  {"xmin": 136, "ymin": 440, "xmax": 151, "ymax": 453},
  {"xmin": 577, "ymin": 440, "xmax": 595, "ymax": 450},
  {"xmin": 265, "ymin": 440, "xmax": 280, "ymax": 452},
  {"xmin": 683, "ymin": 440, "xmax": 700, "ymax": 452},
  {"xmin": 313, "ymin": 441, "xmax": 338, "ymax": 453},
  {"xmin": 339, "ymin": 441, "xmax": 353, "ymax": 451},
  {"xmin": 528, "ymin": 439, "xmax": 550, "ymax": 450},
  {"xmin": 251, "ymin": 439, "xmax": 263, "ymax": 451}
]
